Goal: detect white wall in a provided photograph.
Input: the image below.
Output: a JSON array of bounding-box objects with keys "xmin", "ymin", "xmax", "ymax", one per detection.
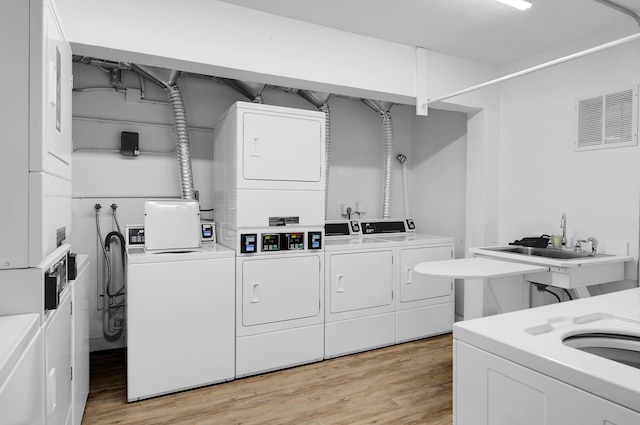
[{"xmin": 498, "ymin": 39, "xmax": 640, "ymax": 291}]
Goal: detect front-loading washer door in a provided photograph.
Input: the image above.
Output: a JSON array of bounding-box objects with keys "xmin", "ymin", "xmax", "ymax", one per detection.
[
  {"xmin": 400, "ymin": 246, "xmax": 453, "ymax": 303},
  {"xmin": 329, "ymin": 250, "xmax": 393, "ymax": 314},
  {"xmin": 242, "ymin": 255, "xmax": 321, "ymax": 326}
]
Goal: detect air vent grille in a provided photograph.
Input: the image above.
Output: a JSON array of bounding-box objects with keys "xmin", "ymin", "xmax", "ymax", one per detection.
[{"xmin": 576, "ymin": 86, "xmax": 637, "ymax": 151}]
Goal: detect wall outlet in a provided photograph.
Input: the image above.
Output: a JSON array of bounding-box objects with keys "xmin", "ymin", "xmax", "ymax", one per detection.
[
  {"xmin": 341, "ymin": 203, "xmax": 354, "ymax": 216},
  {"xmin": 356, "ymin": 201, "xmax": 367, "ymax": 214}
]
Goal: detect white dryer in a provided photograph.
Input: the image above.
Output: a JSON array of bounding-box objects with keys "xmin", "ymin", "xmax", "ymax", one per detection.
[
  {"xmin": 360, "ymin": 218, "xmax": 455, "ymax": 343},
  {"xmin": 324, "ymin": 220, "xmax": 397, "ymax": 358},
  {"xmin": 125, "ymin": 225, "xmax": 235, "ymax": 402},
  {"xmin": 234, "ymin": 226, "xmax": 324, "ymax": 377}
]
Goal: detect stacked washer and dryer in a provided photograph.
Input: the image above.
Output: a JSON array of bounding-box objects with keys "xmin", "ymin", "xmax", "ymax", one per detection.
[{"xmin": 213, "ymin": 102, "xmax": 326, "ymax": 377}]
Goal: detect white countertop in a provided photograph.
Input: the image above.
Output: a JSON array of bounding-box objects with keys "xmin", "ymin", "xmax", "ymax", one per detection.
[
  {"xmin": 454, "ymin": 288, "xmax": 640, "ymax": 412},
  {"xmin": 414, "ymin": 257, "xmax": 547, "ymax": 279},
  {"xmin": 470, "ymin": 246, "xmax": 633, "ymax": 268}
]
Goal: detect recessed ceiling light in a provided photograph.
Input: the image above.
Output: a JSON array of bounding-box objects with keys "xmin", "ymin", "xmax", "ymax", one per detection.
[{"xmin": 496, "ymin": 0, "xmax": 532, "ymax": 11}]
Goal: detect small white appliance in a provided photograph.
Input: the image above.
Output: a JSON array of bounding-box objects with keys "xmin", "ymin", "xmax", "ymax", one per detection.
[
  {"xmin": 125, "ymin": 224, "xmax": 235, "ymax": 402},
  {"xmin": 1, "ymin": 0, "xmax": 73, "ymax": 269},
  {"xmin": 0, "ymin": 314, "xmax": 45, "ymax": 425},
  {"xmin": 213, "ymin": 101, "xmax": 327, "ymax": 377},
  {"xmin": 360, "ymin": 218, "xmax": 455, "ymax": 342},
  {"xmin": 143, "ymin": 199, "xmax": 201, "ymax": 251},
  {"xmin": 323, "ymin": 220, "xmax": 397, "ymax": 358}
]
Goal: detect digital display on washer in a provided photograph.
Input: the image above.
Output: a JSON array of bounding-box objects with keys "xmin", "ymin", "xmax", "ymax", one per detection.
[
  {"xmin": 128, "ymin": 227, "xmax": 145, "ymax": 245},
  {"xmin": 286, "ymin": 233, "xmax": 304, "ymax": 250},
  {"xmin": 361, "ymin": 221, "xmax": 406, "ymax": 234},
  {"xmin": 325, "ymin": 222, "xmax": 350, "ymax": 236},
  {"xmin": 262, "ymin": 234, "xmax": 280, "ymax": 251},
  {"xmin": 308, "ymin": 231, "xmax": 322, "ymax": 249},
  {"xmin": 241, "ymin": 234, "xmax": 257, "ymax": 253}
]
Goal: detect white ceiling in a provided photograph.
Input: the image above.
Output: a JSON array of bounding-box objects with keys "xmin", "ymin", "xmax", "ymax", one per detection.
[{"xmin": 217, "ymin": 0, "xmax": 640, "ymax": 67}]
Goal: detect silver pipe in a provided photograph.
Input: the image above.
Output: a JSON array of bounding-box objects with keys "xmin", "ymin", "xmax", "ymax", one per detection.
[
  {"xmin": 362, "ymin": 99, "xmax": 395, "ymax": 219},
  {"xmin": 168, "ymin": 84, "xmax": 196, "ymax": 199},
  {"xmin": 593, "ymin": 0, "xmax": 640, "ymax": 28},
  {"xmin": 128, "ymin": 64, "xmax": 197, "ymax": 199},
  {"xmin": 381, "ymin": 113, "xmax": 394, "ymax": 219},
  {"xmin": 222, "ymin": 79, "xmax": 266, "ymax": 103},
  {"xmin": 320, "ymin": 103, "xmax": 331, "ymax": 218}
]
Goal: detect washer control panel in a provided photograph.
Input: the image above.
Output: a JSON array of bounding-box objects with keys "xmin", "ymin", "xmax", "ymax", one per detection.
[{"xmin": 240, "ymin": 230, "xmax": 322, "ymax": 254}]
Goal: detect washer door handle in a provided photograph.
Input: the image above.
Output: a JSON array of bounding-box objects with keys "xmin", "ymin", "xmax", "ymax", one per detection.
[
  {"xmin": 251, "ymin": 137, "xmax": 261, "ymax": 157},
  {"xmin": 405, "ymin": 267, "xmax": 413, "ymax": 284},
  {"xmin": 336, "ymin": 274, "xmax": 345, "ymax": 293},
  {"xmin": 250, "ymin": 282, "xmax": 260, "ymax": 303}
]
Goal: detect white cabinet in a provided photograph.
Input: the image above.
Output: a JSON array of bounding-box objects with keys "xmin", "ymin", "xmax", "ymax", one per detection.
[
  {"xmin": 0, "ymin": 314, "xmax": 45, "ymax": 425},
  {"xmin": 44, "ymin": 288, "xmax": 72, "ymax": 425},
  {"xmin": 455, "ymin": 340, "xmax": 640, "ymax": 425},
  {"xmin": 0, "ymin": 0, "xmax": 72, "ymax": 269},
  {"xmin": 71, "ymin": 258, "xmax": 89, "ymax": 425}
]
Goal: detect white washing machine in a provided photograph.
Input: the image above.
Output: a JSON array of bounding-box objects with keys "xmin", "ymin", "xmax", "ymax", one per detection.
[
  {"xmin": 324, "ymin": 220, "xmax": 397, "ymax": 358},
  {"xmin": 360, "ymin": 218, "xmax": 455, "ymax": 343},
  {"xmin": 125, "ymin": 225, "xmax": 235, "ymax": 402},
  {"xmin": 234, "ymin": 226, "xmax": 324, "ymax": 377}
]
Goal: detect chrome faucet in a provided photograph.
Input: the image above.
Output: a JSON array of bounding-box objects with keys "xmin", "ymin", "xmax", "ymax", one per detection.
[
  {"xmin": 560, "ymin": 213, "xmax": 567, "ymax": 247},
  {"xmin": 575, "ymin": 237, "xmax": 598, "ymax": 255}
]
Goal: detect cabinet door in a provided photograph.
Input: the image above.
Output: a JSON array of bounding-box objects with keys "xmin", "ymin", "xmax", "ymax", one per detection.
[
  {"xmin": 455, "ymin": 341, "xmax": 640, "ymax": 425},
  {"xmin": 72, "ymin": 263, "xmax": 89, "ymax": 425},
  {"xmin": 329, "ymin": 250, "xmax": 393, "ymax": 314},
  {"xmin": 33, "ymin": 0, "xmax": 72, "ymax": 179},
  {"xmin": 242, "ymin": 255, "xmax": 321, "ymax": 326},
  {"xmin": 45, "ymin": 290, "xmax": 72, "ymax": 425},
  {"xmin": 400, "ymin": 246, "xmax": 452, "ymax": 302},
  {"xmin": 242, "ymin": 112, "xmax": 322, "ymax": 183}
]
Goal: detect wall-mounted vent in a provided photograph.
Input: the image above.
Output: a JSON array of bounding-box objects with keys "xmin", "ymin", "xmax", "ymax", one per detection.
[{"xmin": 575, "ymin": 86, "xmax": 638, "ymax": 151}]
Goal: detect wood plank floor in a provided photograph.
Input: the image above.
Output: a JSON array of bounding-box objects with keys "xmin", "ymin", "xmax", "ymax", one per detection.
[{"xmin": 82, "ymin": 334, "xmax": 453, "ymax": 425}]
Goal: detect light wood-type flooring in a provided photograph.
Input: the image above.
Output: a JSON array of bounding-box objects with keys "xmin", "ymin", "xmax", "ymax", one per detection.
[{"xmin": 82, "ymin": 333, "xmax": 453, "ymax": 425}]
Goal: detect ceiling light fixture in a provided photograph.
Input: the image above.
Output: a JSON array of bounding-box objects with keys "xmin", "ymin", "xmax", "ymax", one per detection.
[{"xmin": 496, "ymin": 0, "xmax": 532, "ymax": 11}]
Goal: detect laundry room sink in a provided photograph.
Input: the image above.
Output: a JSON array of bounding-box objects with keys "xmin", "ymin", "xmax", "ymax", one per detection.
[
  {"xmin": 482, "ymin": 246, "xmax": 613, "ymax": 260},
  {"xmin": 469, "ymin": 246, "xmax": 633, "ymax": 292},
  {"xmin": 563, "ymin": 333, "xmax": 640, "ymax": 370}
]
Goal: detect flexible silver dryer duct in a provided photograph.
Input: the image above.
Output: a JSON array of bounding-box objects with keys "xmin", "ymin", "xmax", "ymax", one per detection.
[
  {"xmin": 130, "ymin": 64, "xmax": 196, "ymax": 199},
  {"xmin": 221, "ymin": 79, "xmax": 266, "ymax": 103},
  {"xmin": 297, "ymin": 90, "xmax": 332, "ymax": 218},
  {"xmin": 362, "ymin": 99, "xmax": 395, "ymax": 219}
]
